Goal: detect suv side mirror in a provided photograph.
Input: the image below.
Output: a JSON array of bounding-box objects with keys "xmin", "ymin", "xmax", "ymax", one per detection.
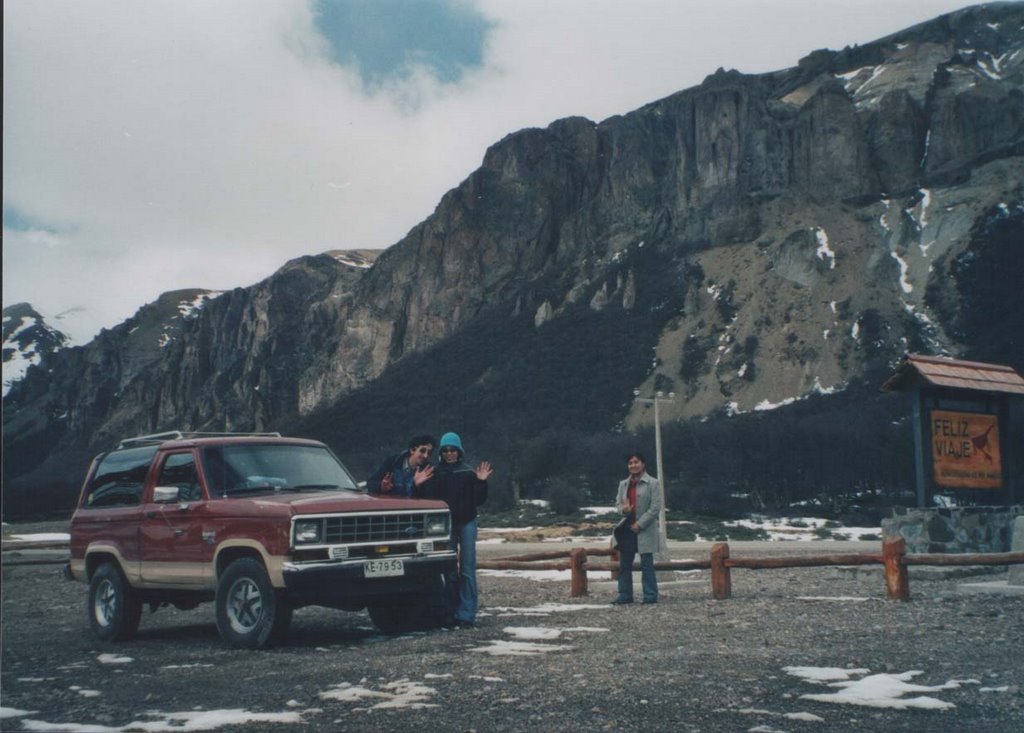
[{"xmin": 153, "ymin": 485, "xmax": 181, "ymax": 504}]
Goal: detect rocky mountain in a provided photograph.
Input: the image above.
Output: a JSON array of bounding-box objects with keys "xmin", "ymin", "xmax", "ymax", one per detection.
[
  {"xmin": 4, "ymin": 4, "xmax": 1023, "ymax": 518},
  {"xmin": 2, "ymin": 304, "xmax": 69, "ymax": 398}
]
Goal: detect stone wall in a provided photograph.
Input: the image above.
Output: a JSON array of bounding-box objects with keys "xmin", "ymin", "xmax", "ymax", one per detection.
[
  {"xmin": 882, "ymin": 506, "xmax": 1024, "ymax": 553},
  {"xmin": 1009, "ymin": 517, "xmax": 1024, "ymax": 586}
]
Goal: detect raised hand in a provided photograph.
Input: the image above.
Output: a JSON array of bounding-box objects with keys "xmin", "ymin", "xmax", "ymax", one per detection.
[
  {"xmin": 414, "ymin": 464, "xmax": 435, "ymax": 486},
  {"xmin": 380, "ymin": 472, "xmax": 394, "ymax": 493},
  {"xmin": 475, "ymin": 461, "xmax": 493, "ymax": 481}
]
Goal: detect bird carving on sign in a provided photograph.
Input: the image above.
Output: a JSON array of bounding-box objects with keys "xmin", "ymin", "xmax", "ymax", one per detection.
[{"xmin": 971, "ymin": 423, "xmax": 996, "ymax": 463}]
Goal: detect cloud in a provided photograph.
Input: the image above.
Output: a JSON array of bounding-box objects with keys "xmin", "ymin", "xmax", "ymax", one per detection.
[{"xmin": 2, "ymin": 0, "xmax": 970, "ymax": 343}]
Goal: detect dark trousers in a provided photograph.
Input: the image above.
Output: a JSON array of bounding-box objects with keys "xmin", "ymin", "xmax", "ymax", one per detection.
[{"xmin": 615, "ymin": 526, "xmax": 658, "ymax": 602}]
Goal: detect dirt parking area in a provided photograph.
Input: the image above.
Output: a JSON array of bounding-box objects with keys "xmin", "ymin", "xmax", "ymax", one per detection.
[{"xmin": 2, "ymin": 536, "xmax": 1023, "ymax": 732}]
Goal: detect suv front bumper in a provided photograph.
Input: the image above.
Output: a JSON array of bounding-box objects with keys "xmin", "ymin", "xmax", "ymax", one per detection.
[{"xmin": 281, "ymin": 551, "xmax": 457, "ymax": 607}]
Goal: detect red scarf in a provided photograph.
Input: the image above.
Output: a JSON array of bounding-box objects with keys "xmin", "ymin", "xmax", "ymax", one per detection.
[{"xmin": 627, "ymin": 477, "xmax": 638, "ymax": 524}]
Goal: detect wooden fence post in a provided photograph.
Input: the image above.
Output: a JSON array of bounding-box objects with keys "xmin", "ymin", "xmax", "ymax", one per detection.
[
  {"xmin": 883, "ymin": 537, "xmax": 910, "ymax": 601},
  {"xmin": 711, "ymin": 542, "xmax": 731, "ymax": 600},
  {"xmin": 570, "ymin": 548, "xmax": 588, "ymax": 597}
]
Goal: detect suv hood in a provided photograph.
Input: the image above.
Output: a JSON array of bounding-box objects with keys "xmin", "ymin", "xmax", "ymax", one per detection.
[{"xmin": 248, "ymin": 491, "xmax": 450, "ymax": 515}]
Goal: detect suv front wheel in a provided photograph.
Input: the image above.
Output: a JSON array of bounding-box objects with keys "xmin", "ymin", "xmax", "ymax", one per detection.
[
  {"xmin": 215, "ymin": 558, "xmax": 292, "ymax": 649},
  {"xmin": 88, "ymin": 562, "xmax": 143, "ymax": 641}
]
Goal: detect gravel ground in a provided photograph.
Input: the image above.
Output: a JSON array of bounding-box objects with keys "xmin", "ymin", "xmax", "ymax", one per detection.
[{"xmin": 2, "ymin": 530, "xmax": 1023, "ymax": 733}]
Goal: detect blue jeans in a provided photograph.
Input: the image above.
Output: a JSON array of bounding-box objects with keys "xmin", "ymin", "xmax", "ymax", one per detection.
[
  {"xmin": 616, "ymin": 527, "xmax": 658, "ymax": 602},
  {"xmin": 447, "ymin": 519, "xmax": 478, "ymax": 621}
]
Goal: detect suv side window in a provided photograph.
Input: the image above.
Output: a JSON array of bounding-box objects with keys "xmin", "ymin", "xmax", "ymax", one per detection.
[
  {"xmin": 157, "ymin": 452, "xmax": 203, "ymax": 502},
  {"xmin": 84, "ymin": 446, "xmax": 158, "ymax": 508}
]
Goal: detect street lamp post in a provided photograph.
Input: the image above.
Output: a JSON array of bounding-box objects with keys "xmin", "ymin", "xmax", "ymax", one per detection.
[{"xmin": 633, "ymin": 389, "xmax": 674, "ymax": 560}]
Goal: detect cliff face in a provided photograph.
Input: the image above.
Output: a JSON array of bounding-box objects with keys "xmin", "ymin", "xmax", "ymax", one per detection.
[{"xmin": 4, "ymin": 3, "xmax": 1023, "ymax": 514}]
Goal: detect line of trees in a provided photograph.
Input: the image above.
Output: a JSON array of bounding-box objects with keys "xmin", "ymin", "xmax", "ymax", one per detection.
[{"xmin": 473, "ymin": 384, "xmax": 1022, "ymax": 523}]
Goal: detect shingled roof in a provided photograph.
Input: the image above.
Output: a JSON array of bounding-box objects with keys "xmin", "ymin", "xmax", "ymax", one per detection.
[{"xmin": 882, "ymin": 354, "xmax": 1024, "ymax": 396}]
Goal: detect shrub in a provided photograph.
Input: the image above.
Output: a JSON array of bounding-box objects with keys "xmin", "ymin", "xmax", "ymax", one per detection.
[{"xmin": 545, "ymin": 477, "xmax": 586, "ymax": 516}]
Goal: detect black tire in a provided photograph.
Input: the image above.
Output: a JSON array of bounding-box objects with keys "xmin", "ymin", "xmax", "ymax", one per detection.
[
  {"xmin": 88, "ymin": 562, "xmax": 142, "ymax": 642},
  {"xmin": 215, "ymin": 558, "xmax": 292, "ymax": 649}
]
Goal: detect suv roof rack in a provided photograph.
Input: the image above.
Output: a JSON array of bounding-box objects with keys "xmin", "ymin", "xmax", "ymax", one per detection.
[{"xmin": 117, "ymin": 431, "xmax": 283, "ymax": 449}]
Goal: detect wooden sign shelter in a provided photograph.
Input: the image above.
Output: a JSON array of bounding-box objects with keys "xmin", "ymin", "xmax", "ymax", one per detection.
[{"xmin": 882, "ymin": 354, "xmax": 1024, "ymax": 507}]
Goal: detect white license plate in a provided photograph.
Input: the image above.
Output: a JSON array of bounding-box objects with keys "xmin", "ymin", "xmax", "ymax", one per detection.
[{"xmin": 363, "ymin": 558, "xmax": 404, "ymax": 578}]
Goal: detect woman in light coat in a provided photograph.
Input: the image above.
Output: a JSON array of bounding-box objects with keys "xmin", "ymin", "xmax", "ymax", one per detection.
[{"xmin": 611, "ymin": 452, "xmax": 662, "ymax": 604}]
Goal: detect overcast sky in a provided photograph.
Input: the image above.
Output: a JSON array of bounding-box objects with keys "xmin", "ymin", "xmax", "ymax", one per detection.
[{"xmin": 3, "ymin": 0, "xmax": 971, "ymax": 344}]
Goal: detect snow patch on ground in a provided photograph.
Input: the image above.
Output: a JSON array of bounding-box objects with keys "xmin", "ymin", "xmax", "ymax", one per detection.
[
  {"xmin": 1, "ymin": 707, "xmax": 39, "ymax": 720},
  {"xmin": 469, "ymin": 625, "xmax": 605, "ymax": 656},
  {"xmin": 502, "ymin": 626, "xmax": 608, "ymax": 640},
  {"xmin": 726, "ymin": 517, "xmax": 880, "ymax": 541},
  {"xmin": 160, "ymin": 663, "xmax": 214, "ymax": 670},
  {"xmin": 96, "ymin": 654, "xmax": 132, "ymax": 665},
  {"xmin": 784, "ymin": 667, "xmax": 980, "ymax": 710},
  {"xmin": 489, "ymin": 602, "xmax": 608, "ymax": 616},
  {"xmin": 469, "ymin": 639, "xmax": 574, "ymax": 656},
  {"xmin": 480, "ymin": 568, "xmax": 572, "ymax": 582},
  {"xmin": 69, "ymin": 687, "xmax": 100, "ymax": 698},
  {"xmin": 21, "ymin": 708, "xmax": 306, "ymax": 732},
  {"xmin": 319, "ymin": 679, "xmax": 438, "ymax": 710},
  {"xmin": 797, "ymin": 596, "xmax": 880, "ymax": 603}
]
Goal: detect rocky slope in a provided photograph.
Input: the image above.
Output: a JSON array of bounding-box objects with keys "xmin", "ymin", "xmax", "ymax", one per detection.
[{"xmin": 3, "ymin": 4, "xmax": 1023, "ymax": 516}]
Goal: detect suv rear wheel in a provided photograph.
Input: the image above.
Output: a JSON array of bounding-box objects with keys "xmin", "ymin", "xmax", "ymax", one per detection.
[
  {"xmin": 88, "ymin": 562, "xmax": 143, "ymax": 641},
  {"xmin": 215, "ymin": 558, "xmax": 292, "ymax": 649}
]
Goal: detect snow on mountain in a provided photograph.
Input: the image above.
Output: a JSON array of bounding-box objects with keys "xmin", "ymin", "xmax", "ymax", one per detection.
[{"xmin": 2, "ymin": 303, "xmax": 69, "ymax": 397}]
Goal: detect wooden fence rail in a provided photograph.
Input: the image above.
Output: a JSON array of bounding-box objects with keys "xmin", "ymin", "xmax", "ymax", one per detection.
[
  {"xmin": 1, "ymin": 539, "xmax": 71, "ymax": 567},
  {"xmin": 480, "ymin": 538, "xmax": 1024, "ymax": 601},
  {"xmin": 8, "ymin": 539, "xmax": 1024, "ymax": 600},
  {"xmin": 2, "ymin": 540, "xmax": 71, "ymax": 551}
]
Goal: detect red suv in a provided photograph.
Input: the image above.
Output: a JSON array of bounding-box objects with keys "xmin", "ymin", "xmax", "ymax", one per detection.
[{"xmin": 68, "ymin": 432, "xmax": 455, "ymax": 648}]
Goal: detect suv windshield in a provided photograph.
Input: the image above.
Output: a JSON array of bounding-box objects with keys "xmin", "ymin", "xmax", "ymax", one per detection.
[{"xmin": 202, "ymin": 444, "xmax": 359, "ymax": 496}]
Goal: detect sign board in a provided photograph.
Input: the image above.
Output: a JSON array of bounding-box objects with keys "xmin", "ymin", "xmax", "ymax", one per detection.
[{"xmin": 930, "ymin": 409, "xmax": 1002, "ymax": 489}]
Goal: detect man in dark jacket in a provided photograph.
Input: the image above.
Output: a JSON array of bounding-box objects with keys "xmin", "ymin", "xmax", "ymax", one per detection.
[
  {"xmin": 424, "ymin": 432, "xmax": 491, "ymax": 627},
  {"xmin": 365, "ymin": 434, "xmax": 435, "ymax": 497}
]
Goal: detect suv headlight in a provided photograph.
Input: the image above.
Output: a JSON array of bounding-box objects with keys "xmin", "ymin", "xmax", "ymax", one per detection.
[
  {"xmin": 294, "ymin": 519, "xmax": 323, "ymax": 545},
  {"xmin": 426, "ymin": 517, "xmax": 449, "ymax": 536}
]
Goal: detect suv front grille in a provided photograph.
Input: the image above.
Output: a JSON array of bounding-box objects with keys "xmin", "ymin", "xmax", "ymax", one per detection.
[{"xmin": 323, "ymin": 512, "xmax": 445, "ymax": 544}]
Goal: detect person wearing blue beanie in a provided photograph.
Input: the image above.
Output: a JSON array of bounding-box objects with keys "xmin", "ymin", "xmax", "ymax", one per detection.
[{"xmin": 424, "ymin": 431, "xmax": 491, "ymax": 628}]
